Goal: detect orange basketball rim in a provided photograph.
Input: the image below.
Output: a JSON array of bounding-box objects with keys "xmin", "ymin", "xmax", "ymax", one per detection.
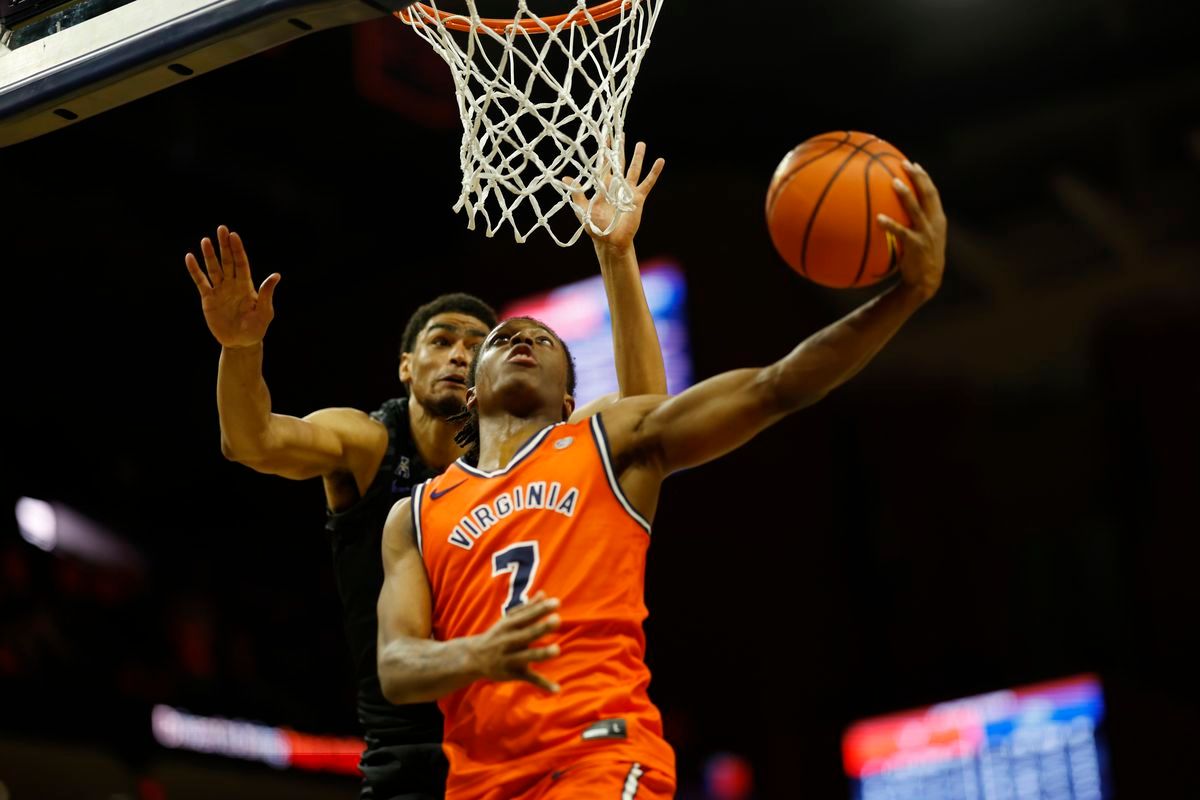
[{"xmin": 399, "ymin": 1, "xmax": 633, "ymax": 33}]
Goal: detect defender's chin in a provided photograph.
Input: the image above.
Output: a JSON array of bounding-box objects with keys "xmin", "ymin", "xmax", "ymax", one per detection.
[{"xmin": 422, "ymin": 387, "xmax": 469, "ymax": 419}]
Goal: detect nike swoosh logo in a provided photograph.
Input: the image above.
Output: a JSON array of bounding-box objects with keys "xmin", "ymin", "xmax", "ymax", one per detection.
[{"xmin": 429, "ymin": 480, "xmax": 467, "ymax": 500}]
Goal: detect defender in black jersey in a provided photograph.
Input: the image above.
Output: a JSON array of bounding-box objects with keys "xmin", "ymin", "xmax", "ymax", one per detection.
[
  {"xmin": 183, "ymin": 142, "xmax": 668, "ymax": 799},
  {"xmin": 327, "ymin": 393, "xmax": 483, "ymax": 798}
]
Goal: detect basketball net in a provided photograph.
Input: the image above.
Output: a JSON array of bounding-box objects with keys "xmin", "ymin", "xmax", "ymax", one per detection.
[{"xmin": 398, "ymin": 1, "xmax": 662, "ymax": 246}]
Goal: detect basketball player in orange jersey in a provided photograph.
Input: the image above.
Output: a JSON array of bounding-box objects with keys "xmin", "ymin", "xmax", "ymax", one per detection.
[
  {"xmin": 184, "ymin": 144, "xmax": 666, "ymax": 800},
  {"xmin": 376, "ymin": 161, "xmax": 947, "ymax": 799}
]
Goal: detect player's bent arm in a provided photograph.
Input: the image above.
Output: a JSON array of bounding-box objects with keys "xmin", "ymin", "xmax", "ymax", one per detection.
[
  {"xmin": 376, "ymin": 500, "xmax": 564, "ymax": 705},
  {"xmin": 377, "ymin": 498, "xmax": 483, "ymax": 705},
  {"xmin": 611, "ymin": 282, "xmax": 933, "ymax": 474},
  {"xmin": 218, "ymin": 343, "xmax": 387, "ymax": 480}
]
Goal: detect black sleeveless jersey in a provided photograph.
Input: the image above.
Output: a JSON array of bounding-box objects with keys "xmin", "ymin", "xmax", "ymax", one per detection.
[{"xmin": 325, "ymin": 397, "xmax": 447, "ymax": 798}]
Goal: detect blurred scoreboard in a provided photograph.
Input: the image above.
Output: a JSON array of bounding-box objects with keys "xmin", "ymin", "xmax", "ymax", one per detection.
[
  {"xmin": 501, "ymin": 260, "xmax": 692, "ymax": 404},
  {"xmin": 843, "ymin": 674, "xmax": 1109, "ymax": 800}
]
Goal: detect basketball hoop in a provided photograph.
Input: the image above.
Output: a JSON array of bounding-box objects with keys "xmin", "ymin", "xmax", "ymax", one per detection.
[{"xmin": 398, "ymin": 0, "xmax": 663, "ymax": 246}]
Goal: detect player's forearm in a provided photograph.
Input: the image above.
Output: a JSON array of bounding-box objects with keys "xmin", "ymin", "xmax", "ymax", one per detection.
[
  {"xmin": 216, "ymin": 342, "xmax": 276, "ymax": 459},
  {"xmin": 765, "ymin": 282, "xmax": 930, "ymax": 412},
  {"xmin": 377, "ymin": 635, "xmax": 484, "ymax": 705},
  {"xmin": 595, "ymin": 243, "xmax": 667, "ymax": 396}
]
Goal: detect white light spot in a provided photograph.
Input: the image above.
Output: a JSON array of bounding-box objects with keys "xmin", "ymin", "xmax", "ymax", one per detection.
[{"xmin": 15, "ymin": 497, "xmax": 57, "ymax": 551}]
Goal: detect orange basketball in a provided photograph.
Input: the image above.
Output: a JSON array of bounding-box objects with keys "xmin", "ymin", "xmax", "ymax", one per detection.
[{"xmin": 765, "ymin": 131, "xmax": 914, "ymax": 288}]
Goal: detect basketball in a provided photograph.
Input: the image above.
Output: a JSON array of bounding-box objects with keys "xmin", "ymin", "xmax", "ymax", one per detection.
[{"xmin": 765, "ymin": 131, "xmax": 915, "ymax": 289}]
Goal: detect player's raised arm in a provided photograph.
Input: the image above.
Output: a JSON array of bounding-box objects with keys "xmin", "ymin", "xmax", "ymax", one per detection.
[
  {"xmin": 569, "ymin": 141, "xmax": 668, "ymax": 422},
  {"xmin": 377, "ymin": 498, "xmax": 564, "ymax": 705},
  {"xmin": 185, "ymin": 225, "xmax": 387, "ymax": 482},
  {"xmin": 606, "ymin": 162, "xmax": 947, "ymax": 477}
]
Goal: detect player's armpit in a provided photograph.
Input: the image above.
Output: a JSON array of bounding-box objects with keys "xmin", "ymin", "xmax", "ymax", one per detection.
[{"xmin": 568, "ymin": 392, "xmax": 618, "ymax": 423}]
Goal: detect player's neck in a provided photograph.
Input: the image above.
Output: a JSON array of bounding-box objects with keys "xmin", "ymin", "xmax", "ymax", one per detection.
[
  {"xmin": 407, "ymin": 397, "xmax": 467, "ymax": 471},
  {"xmin": 475, "ymin": 413, "xmax": 560, "ymax": 473}
]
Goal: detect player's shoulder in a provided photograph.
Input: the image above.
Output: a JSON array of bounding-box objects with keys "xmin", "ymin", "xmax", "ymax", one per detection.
[
  {"xmin": 387, "ymin": 492, "xmax": 414, "ymax": 515},
  {"xmin": 597, "ymin": 395, "xmax": 669, "ymax": 432},
  {"xmin": 383, "ymin": 494, "xmax": 415, "ymax": 539},
  {"xmin": 420, "ymin": 458, "xmax": 468, "ymax": 489},
  {"xmin": 381, "ymin": 495, "xmax": 423, "ymax": 563},
  {"xmin": 370, "ymin": 397, "xmax": 409, "ymax": 425}
]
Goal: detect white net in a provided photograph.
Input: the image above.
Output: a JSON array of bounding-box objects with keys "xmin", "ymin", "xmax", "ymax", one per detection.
[{"xmin": 399, "ymin": 0, "xmax": 662, "ymax": 246}]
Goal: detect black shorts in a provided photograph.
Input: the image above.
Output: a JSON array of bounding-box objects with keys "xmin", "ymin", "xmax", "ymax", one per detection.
[{"xmin": 359, "ymin": 742, "xmax": 449, "ymax": 800}]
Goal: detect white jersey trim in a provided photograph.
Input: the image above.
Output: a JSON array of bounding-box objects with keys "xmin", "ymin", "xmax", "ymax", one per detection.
[
  {"xmin": 454, "ymin": 423, "xmax": 560, "ymax": 478},
  {"xmin": 411, "ymin": 480, "xmax": 427, "ymax": 557},
  {"xmin": 621, "ymin": 762, "xmax": 644, "ymax": 799},
  {"xmin": 590, "ymin": 415, "xmax": 652, "ymax": 534}
]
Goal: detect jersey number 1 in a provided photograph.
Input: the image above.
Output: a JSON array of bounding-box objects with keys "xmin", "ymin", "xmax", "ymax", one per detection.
[{"xmin": 492, "ymin": 541, "xmax": 540, "ymax": 615}]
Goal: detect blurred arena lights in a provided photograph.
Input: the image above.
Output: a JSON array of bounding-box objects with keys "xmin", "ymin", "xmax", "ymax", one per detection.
[
  {"xmin": 151, "ymin": 704, "xmax": 365, "ymax": 776},
  {"xmin": 14, "ymin": 496, "xmax": 144, "ymax": 572},
  {"xmin": 703, "ymin": 751, "xmax": 755, "ymax": 800},
  {"xmin": 14, "ymin": 497, "xmax": 55, "ymax": 551},
  {"xmin": 502, "ymin": 260, "xmax": 693, "ymax": 404}
]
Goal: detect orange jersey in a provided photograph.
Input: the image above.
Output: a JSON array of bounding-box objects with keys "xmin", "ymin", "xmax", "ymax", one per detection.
[{"xmin": 413, "ymin": 416, "xmax": 675, "ymax": 796}]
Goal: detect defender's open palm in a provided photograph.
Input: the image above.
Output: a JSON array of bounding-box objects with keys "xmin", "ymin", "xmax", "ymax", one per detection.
[
  {"xmin": 185, "ymin": 225, "xmax": 280, "ymax": 348},
  {"xmin": 568, "ymin": 141, "xmax": 664, "ymax": 252}
]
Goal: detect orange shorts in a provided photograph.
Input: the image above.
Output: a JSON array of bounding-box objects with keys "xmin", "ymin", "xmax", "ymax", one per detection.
[{"xmin": 465, "ymin": 760, "xmax": 675, "ymax": 800}]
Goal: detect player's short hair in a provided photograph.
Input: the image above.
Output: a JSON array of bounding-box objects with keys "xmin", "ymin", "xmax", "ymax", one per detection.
[{"xmin": 449, "ymin": 317, "xmax": 577, "ymax": 464}]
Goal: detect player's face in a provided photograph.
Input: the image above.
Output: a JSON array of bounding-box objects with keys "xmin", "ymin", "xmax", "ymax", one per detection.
[
  {"xmin": 400, "ymin": 313, "xmax": 490, "ymax": 418},
  {"xmin": 472, "ymin": 320, "xmax": 572, "ymax": 419}
]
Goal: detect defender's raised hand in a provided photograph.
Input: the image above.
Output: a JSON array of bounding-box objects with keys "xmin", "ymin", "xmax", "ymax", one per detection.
[
  {"xmin": 566, "ymin": 140, "xmax": 665, "ymax": 253},
  {"xmin": 184, "ymin": 225, "xmax": 281, "ymax": 348},
  {"xmin": 876, "ymin": 161, "xmax": 948, "ymax": 301}
]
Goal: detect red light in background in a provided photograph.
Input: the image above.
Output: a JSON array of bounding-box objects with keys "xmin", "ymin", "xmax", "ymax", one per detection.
[
  {"xmin": 704, "ymin": 752, "xmax": 754, "ymax": 800},
  {"xmin": 281, "ymin": 728, "xmax": 364, "ymax": 776},
  {"xmin": 353, "ymin": 18, "xmax": 457, "ymax": 129}
]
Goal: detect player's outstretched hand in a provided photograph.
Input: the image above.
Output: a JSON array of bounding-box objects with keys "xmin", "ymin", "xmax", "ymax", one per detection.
[
  {"xmin": 469, "ymin": 593, "xmax": 563, "ymax": 693},
  {"xmin": 566, "ymin": 140, "xmax": 664, "ymax": 253},
  {"xmin": 876, "ymin": 162, "xmax": 947, "ymax": 301},
  {"xmin": 184, "ymin": 225, "xmax": 281, "ymax": 348}
]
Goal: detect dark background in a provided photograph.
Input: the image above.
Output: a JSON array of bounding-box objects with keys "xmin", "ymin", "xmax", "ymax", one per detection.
[{"xmin": 3, "ymin": 0, "xmax": 1199, "ymax": 796}]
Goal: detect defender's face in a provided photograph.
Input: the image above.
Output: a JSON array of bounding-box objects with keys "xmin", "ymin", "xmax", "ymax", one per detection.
[
  {"xmin": 472, "ymin": 319, "xmax": 571, "ymax": 415},
  {"xmin": 401, "ymin": 313, "xmax": 490, "ymax": 417}
]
